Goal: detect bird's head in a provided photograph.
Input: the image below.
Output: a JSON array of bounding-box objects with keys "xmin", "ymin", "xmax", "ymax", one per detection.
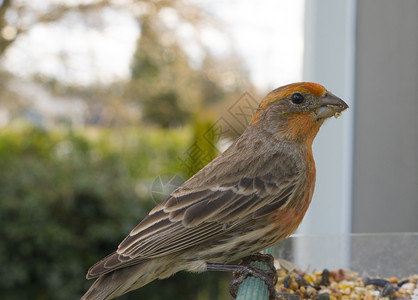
[{"xmin": 251, "ymin": 82, "xmax": 348, "ymax": 145}]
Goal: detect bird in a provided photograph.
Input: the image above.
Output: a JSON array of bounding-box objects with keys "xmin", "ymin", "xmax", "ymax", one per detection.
[{"xmin": 82, "ymin": 82, "xmax": 348, "ymax": 300}]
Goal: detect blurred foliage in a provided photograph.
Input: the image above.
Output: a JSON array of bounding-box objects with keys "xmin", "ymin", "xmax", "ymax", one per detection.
[
  {"xmin": 182, "ymin": 115, "xmax": 218, "ymax": 177},
  {"xmin": 0, "ymin": 125, "xmax": 230, "ymax": 299},
  {"xmin": 0, "ymin": 1, "xmax": 255, "ymax": 298},
  {"xmin": 127, "ymin": 12, "xmax": 253, "ymax": 128},
  {"xmin": 129, "ymin": 16, "xmax": 198, "ymax": 127},
  {"xmin": 0, "ymin": 70, "xmax": 25, "ymax": 115},
  {"xmin": 127, "ymin": 14, "xmax": 254, "ymax": 128}
]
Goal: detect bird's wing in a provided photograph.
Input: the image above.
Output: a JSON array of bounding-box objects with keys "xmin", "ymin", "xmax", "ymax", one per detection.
[{"xmin": 87, "ymin": 151, "xmax": 299, "ymax": 278}]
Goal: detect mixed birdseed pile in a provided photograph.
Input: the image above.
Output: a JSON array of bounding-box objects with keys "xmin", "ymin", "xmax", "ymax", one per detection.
[{"xmin": 273, "ymin": 261, "xmax": 418, "ymax": 300}]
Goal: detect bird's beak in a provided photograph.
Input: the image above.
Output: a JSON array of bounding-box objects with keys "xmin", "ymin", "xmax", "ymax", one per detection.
[{"xmin": 315, "ymin": 92, "xmax": 349, "ymax": 119}]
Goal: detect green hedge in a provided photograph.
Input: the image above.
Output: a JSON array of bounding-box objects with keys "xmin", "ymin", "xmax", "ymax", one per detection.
[{"xmin": 0, "ymin": 125, "xmax": 229, "ymax": 300}]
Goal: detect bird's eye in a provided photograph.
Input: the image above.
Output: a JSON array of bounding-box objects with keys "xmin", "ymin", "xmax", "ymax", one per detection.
[{"xmin": 291, "ymin": 93, "xmax": 305, "ymax": 104}]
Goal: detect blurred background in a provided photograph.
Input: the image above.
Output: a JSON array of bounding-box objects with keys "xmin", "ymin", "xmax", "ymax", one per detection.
[{"xmin": 0, "ymin": 0, "xmax": 416, "ymax": 299}]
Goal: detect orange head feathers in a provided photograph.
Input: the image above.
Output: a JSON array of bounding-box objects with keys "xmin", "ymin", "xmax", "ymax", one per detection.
[{"xmin": 251, "ymin": 82, "xmax": 348, "ymax": 144}]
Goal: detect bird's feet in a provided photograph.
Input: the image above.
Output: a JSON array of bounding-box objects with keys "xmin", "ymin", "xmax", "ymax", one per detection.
[
  {"xmin": 242, "ymin": 253, "xmax": 277, "ymax": 275},
  {"xmin": 229, "ymin": 253, "xmax": 278, "ymax": 299}
]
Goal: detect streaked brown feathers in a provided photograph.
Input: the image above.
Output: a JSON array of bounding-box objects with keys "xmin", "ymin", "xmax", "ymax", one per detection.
[{"xmin": 86, "ymin": 139, "xmax": 300, "ymax": 280}]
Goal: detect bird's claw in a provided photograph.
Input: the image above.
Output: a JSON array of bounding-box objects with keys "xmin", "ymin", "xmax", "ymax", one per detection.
[
  {"xmin": 243, "ymin": 253, "xmax": 277, "ymax": 278},
  {"xmin": 228, "ymin": 253, "xmax": 277, "ymax": 299}
]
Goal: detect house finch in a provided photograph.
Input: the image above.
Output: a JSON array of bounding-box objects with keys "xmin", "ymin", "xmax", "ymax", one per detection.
[{"xmin": 82, "ymin": 82, "xmax": 348, "ymax": 300}]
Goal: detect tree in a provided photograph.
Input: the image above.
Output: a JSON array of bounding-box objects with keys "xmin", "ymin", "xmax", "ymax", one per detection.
[{"xmin": 128, "ymin": 15, "xmax": 201, "ymax": 127}]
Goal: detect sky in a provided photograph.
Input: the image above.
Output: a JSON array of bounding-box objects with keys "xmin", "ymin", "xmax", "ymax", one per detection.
[
  {"xmin": 2, "ymin": 7, "xmax": 139, "ymax": 85},
  {"xmin": 201, "ymin": 0, "xmax": 305, "ymax": 90},
  {"xmin": 2, "ymin": 1, "xmax": 304, "ymax": 91}
]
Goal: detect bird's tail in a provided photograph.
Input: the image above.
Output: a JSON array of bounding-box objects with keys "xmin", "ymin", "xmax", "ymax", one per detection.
[{"xmin": 81, "ymin": 258, "xmax": 173, "ymax": 300}]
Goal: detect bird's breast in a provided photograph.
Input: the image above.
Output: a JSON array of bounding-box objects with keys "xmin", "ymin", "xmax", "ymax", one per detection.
[{"xmin": 271, "ymin": 152, "xmax": 316, "ymax": 239}]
